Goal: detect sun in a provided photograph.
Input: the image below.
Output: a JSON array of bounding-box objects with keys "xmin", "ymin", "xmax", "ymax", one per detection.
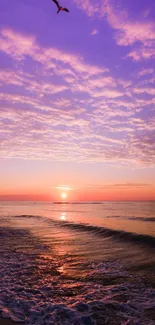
[{"xmin": 61, "ymin": 192, "xmax": 67, "ymax": 200}]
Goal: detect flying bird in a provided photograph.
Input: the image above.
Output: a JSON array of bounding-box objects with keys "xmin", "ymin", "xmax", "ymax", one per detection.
[{"xmin": 52, "ymin": 0, "xmax": 69, "ymax": 13}]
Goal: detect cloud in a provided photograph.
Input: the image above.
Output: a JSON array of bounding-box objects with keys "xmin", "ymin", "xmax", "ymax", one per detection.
[
  {"xmin": 0, "ymin": 28, "xmax": 154, "ymax": 165},
  {"xmin": 73, "ymin": 0, "xmax": 155, "ymax": 61},
  {"xmin": 90, "ymin": 29, "xmax": 98, "ymax": 36},
  {"xmin": 0, "ymin": 69, "xmax": 24, "ymax": 86},
  {"xmin": 53, "ymin": 185, "xmax": 74, "ymax": 191},
  {"xmin": 133, "ymin": 87, "xmax": 155, "ymax": 96},
  {"xmin": 129, "ymin": 131, "xmax": 155, "ymax": 165},
  {"xmin": 138, "ymin": 69, "xmax": 154, "ymax": 77},
  {"xmin": 84, "ymin": 183, "xmax": 154, "ymax": 190},
  {"xmin": 102, "ymin": 0, "xmax": 155, "ymax": 59},
  {"xmin": 114, "ymin": 21, "xmax": 155, "ymax": 47},
  {"xmin": 73, "ymin": 0, "xmax": 99, "ymax": 17},
  {"xmin": 0, "ymin": 28, "xmax": 107, "ymax": 77},
  {"xmin": 113, "ymin": 183, "xmax": 153, "ymax": 188},
  {"xmin": 128, "ymin": 45, "xmax": 155, "ymax": 61},
  {"xmin": 92, "ymin": 88, "xmax": 124, "ymax": 98}
]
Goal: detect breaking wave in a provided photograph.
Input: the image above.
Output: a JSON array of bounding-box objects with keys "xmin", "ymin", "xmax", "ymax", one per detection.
[
  {"xmin": 52, "ymin": 220, "xmax": 155, "ymax": 249},
  {"xmin": 12, "ymin": 214, "xmax": 155, "ymax": 248}
]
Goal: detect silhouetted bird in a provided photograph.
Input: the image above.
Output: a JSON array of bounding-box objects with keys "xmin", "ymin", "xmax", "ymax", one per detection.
[{"xmin": 52, "ymin": 0, "xmax": 69, "ymax": 13}]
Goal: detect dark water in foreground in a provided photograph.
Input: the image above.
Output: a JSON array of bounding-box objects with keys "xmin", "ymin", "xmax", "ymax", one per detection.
[{"xmin": 0, "ymin": 201, "xmax": 155, "ymax": 324}]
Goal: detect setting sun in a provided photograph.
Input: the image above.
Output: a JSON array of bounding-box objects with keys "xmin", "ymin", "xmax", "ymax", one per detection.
[{"xmin": 61, "ymin": 192, "xmax": 67, "ymax": 200}]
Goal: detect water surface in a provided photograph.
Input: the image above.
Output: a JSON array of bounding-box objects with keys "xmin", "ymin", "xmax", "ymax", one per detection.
[{"xmin": 0, "ymin": 201, "xmax": 155, "ymax": 324}]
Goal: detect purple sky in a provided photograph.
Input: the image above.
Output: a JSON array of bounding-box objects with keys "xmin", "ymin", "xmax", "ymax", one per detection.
[{"xmin": 0, "ymin": 0, "xmax": 155, "ymax": 200}]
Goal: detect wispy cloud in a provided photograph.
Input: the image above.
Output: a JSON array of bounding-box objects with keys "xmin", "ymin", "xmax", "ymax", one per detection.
[
  {"xmin": 84, "ymin": 183, "xmax": 154, "ymax": 189},
  {"xmin": 73, "ymin": 0, "xmax": 155, "ymax": 61},
  {"xmin": 0, "ymin": 28, "xmax": 106, "ymax": 76},
  {"xmin": 138, "ymin": 69, "xmax": 154, "ymax": 77},
  {"xmin": 53, "ymin": 185, "xmax": 75, "ymax": 191},
  {"xmin": 0, "ymin": 28, "xmax": 154, "ymax": 165},
  {"xmin": 90, "ymin": 29, "xmax": 98, "ymax": 36}
]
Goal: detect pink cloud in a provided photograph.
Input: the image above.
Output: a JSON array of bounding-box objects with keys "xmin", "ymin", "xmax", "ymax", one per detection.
[
  {"xmin": 73, "ymin": 0, "xmax": 155, "ymax": 62},
  {"xmin": 115, "ymin": 22, "xmax": 155, "ymax": 46},
  {"xmin": 0, "ymin": 69, "xmax": 24, "ymax": 86},
  {"xmin": 0, "ymin": 27, "xmax": 154, "ymax": 165},
  {"xmin": 0, "ymin": 28, "xmax": 107, "ymax": 77},
  {"xmin": 89, "ymin": 76, "xmax": 116, "ymax": 88},
  {"xmin": 138, "ymin": 69, "xmax": 154, "ymax": 77},
  {"xmin": 93, "ymin": 88, "xmax": 124, "ymax": 98},
  {"xmin": 101, "ymin": 0, "xmax": 155, "ymax": 52},
  {"xmin": 133, "ymin": 87, "xmax": 155, "ymax": 96},
  {"xmin": 128, "ymin": 45, "xmax": 155, "ymax": 61},
  {"xmin": 90, "ymin": 29, "xmax": 99, "ymax": 36},
  {"xmin": 73, "ymin": 0, "xmax": 99, "ymax": 17}
]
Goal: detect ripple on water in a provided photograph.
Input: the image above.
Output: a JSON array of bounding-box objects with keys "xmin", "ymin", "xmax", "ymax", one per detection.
[{"xmin": 0, "ymin": 223, "xmax": 155, "ymax": 325}]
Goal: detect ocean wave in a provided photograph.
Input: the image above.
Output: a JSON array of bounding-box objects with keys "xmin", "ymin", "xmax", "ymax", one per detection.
[
  {"xmin": 105, "ymin": 215, "xmax": 155, "ymax": 222},
  {"xmin": 10, "ymin": 214, "xmax": 155, "ymax": 248},
  {"xmin": 0, "ymin": 226, "xmax": 155, "ymax": 325},
  {"xmin": 57, "ymin": 221, "xmax": 155, "ymax": 248}
]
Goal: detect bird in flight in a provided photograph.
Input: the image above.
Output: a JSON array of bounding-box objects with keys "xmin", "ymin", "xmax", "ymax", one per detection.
[{"xmin": 52, "ymin": 0, "xmax": 69, "ymax": 13}]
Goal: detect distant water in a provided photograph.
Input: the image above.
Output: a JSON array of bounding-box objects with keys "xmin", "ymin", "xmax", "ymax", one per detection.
[
  {"xmin": 1, "ymin": 200, "xmax": 155, "ymax": 236},
  {"xmin": 0, "ymin": 201, "xmax": 155, "ymax": 324}
]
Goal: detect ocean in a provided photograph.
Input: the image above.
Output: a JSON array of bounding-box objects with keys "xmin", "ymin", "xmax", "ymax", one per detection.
[{"xmin": 0, "ymin": 201, "xmax": 155, "ymax": 324}]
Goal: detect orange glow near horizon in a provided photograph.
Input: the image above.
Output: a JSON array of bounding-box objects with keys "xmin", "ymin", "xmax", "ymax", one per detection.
[
  {"xmin": 0, "ymin": 181, "xmax": 155, "ymax": 202},
  {"xmin": 0, "ymin": 183, "xmax": 155, "ymax": 202}
]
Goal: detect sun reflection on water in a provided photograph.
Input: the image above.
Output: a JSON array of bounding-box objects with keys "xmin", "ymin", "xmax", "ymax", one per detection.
[{"xmin": 60, "ymin": 212, "xmax": 66, "ymax": 221}]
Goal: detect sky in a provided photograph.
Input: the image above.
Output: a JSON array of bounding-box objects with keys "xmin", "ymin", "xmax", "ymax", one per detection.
[{"xmin": 0, "ymin": 0, "xmax": 155, "ymax": 201}]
